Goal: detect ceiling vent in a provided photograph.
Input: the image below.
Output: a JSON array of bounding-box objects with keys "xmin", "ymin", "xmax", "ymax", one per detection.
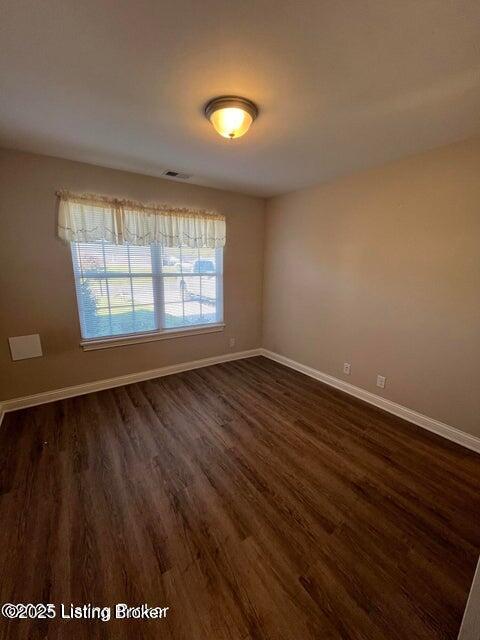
[{"xmin": 162, "ymin": 170, "xmax": 192, "ymax": 180}]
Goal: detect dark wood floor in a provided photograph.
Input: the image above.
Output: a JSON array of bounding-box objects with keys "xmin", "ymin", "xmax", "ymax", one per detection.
[{"xmin": 0, "ymin": 356, "xmax": 479, "ymax": 640}]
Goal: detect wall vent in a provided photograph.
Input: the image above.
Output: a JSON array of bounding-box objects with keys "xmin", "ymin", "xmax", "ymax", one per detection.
[{"xmin": 162, "ymin": 170, "xmax": 192, "ymax": 180}]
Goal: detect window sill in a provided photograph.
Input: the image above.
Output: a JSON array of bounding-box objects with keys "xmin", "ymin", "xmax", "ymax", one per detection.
[{"xmin": 80, "ymin": 323, "xmax": 225, "ymax": 351}]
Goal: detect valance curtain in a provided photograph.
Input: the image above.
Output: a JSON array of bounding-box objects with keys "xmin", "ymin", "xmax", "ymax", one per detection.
[{"xmin": 56, "ymin": 191, "xmax": 226, "ymax": 248}]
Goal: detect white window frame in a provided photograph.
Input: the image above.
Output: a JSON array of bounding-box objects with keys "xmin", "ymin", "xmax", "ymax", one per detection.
[{"xmin": 70, "ymin": 242, "xmax": 224, "ymax": 350}]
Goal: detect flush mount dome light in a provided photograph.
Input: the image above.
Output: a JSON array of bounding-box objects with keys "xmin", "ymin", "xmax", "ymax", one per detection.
[{"xmin": 204, "ymin": 96, "xmax": 258, "ymax": 139}]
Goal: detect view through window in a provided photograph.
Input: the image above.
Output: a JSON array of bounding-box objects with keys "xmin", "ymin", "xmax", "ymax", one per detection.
[{"xmin": 71, "ymin": 241, "xmax": 223, "ymax": 340}]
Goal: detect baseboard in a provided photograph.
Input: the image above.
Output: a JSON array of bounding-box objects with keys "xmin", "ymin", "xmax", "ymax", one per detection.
[
  {"xmin": 2, "ymin": 347, "xmax": 479, "ymax": 455},
  {"xmin": 260, "ymin": 349, "xmax": 480, "ymax": 454},
  {"xmin": 0, "ymin": 348, "xmax": 262, "ymax": 422}
]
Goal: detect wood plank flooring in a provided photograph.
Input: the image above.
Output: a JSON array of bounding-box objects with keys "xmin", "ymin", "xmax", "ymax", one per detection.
[{"xmin": 0, "ymin": 356, "xmax": 479, "ymax": 639}]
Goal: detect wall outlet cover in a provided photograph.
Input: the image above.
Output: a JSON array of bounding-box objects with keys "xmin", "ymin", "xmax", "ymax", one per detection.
[{"xmin": 376, "ymin": 375, "xmax": 386, "ymax": 389}]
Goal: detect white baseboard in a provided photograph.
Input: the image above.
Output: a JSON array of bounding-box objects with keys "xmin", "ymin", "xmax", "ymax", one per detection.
[
  {"xmin": 0, "ymin": 348, "xmax": 262, "ymax": 423},
  {"xmin": 260, "ymin": 349, "xmax": 480, "ymax": 454},
  {"xmin": 2, "ymin": 347, "xmax": 479, "ymax": 455}
]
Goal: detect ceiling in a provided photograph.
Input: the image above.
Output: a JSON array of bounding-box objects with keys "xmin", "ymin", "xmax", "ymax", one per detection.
[{"xmin": 1, "ymin": 0, "xmax": 479, "ymax": 197}]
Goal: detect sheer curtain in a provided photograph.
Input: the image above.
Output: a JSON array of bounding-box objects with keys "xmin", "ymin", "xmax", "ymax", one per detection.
[{"xmin": 57, "ymin": 191, "xmax": 226, "ymax": 248}]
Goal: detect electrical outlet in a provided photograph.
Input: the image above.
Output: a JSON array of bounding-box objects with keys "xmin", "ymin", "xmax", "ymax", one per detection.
[
  {"xmin": 229, "ymin": 337, "xmax": 236, "ymax": 348},
  {"xmin": 376, "ymin": 375, "xmax": 386, "ymax": 389},
  {"xmin": 343, "ymin": 362, "xmax": 351, "ymax": 375}
]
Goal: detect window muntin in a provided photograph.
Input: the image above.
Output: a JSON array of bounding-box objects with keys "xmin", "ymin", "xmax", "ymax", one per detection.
[{"xmin": 71, "ymin": 241, "xmax": 223, "ymax": 340}]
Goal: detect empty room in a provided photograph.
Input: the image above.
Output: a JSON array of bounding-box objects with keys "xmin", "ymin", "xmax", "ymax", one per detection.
[{"xmin": 1, "ymin": 1, "xmax": 479, "ymax": 638}]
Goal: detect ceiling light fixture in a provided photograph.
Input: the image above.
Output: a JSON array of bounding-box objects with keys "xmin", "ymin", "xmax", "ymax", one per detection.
[{"xmin": 204, "ymin": 96, "xmax": 258, "ymax": 140}]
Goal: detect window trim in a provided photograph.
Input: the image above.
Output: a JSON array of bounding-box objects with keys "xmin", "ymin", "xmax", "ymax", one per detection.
[{"xmin": 80, "ymin": 322, "xmax": 226, "ymax": 351}]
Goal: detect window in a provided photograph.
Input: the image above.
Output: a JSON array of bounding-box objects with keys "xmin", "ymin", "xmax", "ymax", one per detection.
[{"xmin": 71, "ymin": 241, "xmax": 223, "ymax": 342}]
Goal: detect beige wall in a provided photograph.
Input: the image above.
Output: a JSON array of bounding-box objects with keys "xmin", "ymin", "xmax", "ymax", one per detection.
[
  {"xmin": 263, "ymin": 137, "xmax": 480, "ymax": 437},
  {"xmin": 0, "ymin": 148, "xmax": 265, "ymax": 400}
]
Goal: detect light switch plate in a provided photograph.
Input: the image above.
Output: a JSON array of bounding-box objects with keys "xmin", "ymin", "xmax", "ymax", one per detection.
[{"xmin": 9, "ymin": 334, "xmax": 43, "ymax": 361}]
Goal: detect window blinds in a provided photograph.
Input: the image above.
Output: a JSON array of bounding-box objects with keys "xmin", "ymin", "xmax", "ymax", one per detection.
[{"xmin": 71, "ymin": 241, "xmax": 223, "ymax": 340}]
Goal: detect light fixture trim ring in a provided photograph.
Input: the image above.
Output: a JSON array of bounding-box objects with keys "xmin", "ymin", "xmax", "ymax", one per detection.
[{"xmin": 204, "ymin": 96, "xmax": 259, "ymax": 122}]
